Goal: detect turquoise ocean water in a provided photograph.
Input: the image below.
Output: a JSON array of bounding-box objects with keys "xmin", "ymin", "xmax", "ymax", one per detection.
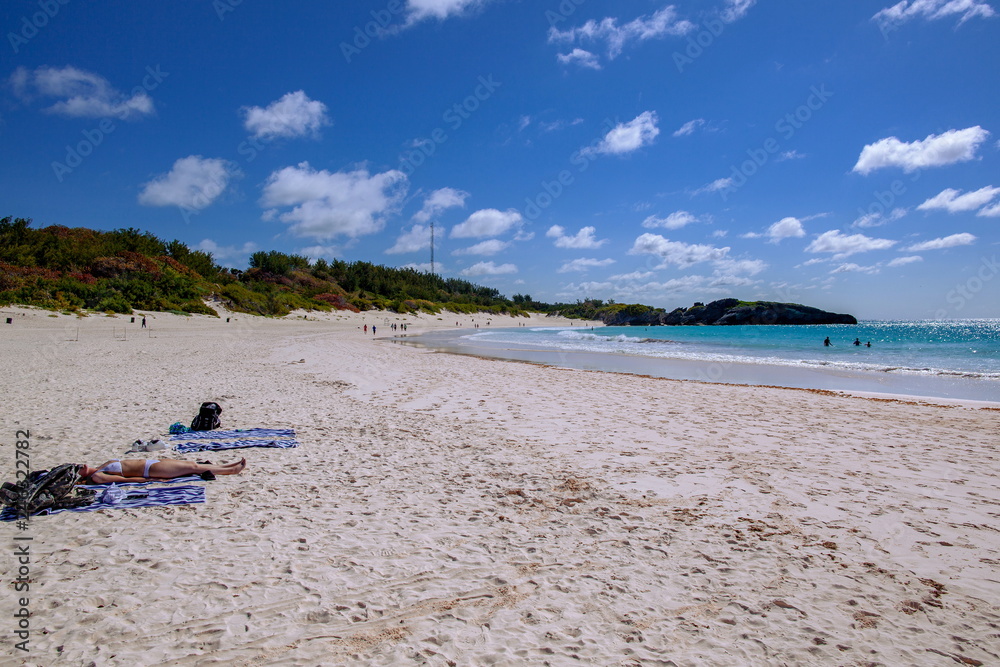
[{"xmin": 411, "ymin": 320, "xmax": 1000, "ymax": 402}]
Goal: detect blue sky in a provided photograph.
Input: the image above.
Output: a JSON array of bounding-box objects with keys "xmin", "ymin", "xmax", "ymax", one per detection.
[{"xmin": 2, "ymin": 0, "xmax": 998, "ymax": 319}]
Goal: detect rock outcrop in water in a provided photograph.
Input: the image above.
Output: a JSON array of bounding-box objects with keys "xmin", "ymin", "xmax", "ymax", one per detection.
[{"xmin": 658, "ymin": 299, "xmax": 857, "ymax": 326}]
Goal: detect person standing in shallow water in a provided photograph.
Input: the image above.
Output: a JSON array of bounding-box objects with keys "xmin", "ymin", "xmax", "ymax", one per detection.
[{"xmin": 824, "ymin": 337, "xmax": 831, "ymax": 347}]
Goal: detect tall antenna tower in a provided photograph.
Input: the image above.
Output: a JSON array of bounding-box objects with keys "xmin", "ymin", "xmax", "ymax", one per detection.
[{"xmin": 430, "ymin": 221, "xmax": 435, "ymax": 276}]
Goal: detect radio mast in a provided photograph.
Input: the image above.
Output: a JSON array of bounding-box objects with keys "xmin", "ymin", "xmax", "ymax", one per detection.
[{"xmin": 430, "ymin": 221, "xmax": 435, "ymax": 276}]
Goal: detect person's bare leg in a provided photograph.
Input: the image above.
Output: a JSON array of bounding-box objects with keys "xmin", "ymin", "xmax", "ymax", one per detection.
[{"xmin": 147, "ymin": 458, "xmax": 246, "ymax": 479}]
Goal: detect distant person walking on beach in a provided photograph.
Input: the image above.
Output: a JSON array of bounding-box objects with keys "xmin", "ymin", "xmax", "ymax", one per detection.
[
  {"xmin": 824, "ymin": 337, "xmax": 831, "ymax": 347},
  {"xmin": 364, "ymin": 324, "xmax": 367, "ymax": 333},
  {"xmin": 372, "ymin": 326, "xmax": 376, "ymax": 335},
  {"xmin": 141, "ymin": 316, "xmax": 146, "ymax": 328}
]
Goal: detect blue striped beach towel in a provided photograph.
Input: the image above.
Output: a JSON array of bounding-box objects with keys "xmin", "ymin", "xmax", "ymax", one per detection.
[
  {"xmin": 169, "ymin": 428, "xmax": 295, "ymax": 441},
  {"xmin": 173, "ymin": 439, "xmax": 299, "ymax": 454},
  {"xmin": 0, "ymin": 485, "xmax": 205, "ymax": 520}
]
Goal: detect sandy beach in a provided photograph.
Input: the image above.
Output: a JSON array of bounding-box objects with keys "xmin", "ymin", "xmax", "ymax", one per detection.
[{"xmin": 2, "ymin": 305, "xmax": 999, "ymax": 666}]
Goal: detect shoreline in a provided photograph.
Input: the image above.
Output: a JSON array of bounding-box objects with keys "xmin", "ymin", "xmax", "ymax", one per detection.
[{"xmin": 394, "ymin": 326, "xmax": 1000, "ymax": 406}]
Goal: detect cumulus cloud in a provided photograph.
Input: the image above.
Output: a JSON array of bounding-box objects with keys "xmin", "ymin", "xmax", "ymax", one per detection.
[
  {"xmin": 242, "ymin": 91, "xmax": 330, "ymax": 140},
  {"xmin": 904, "ymin": 233, "xmax": 976, "ymax": 251},
  {"xmin": 853, "ymin": 207, "xmax": 907, "ymax": 228},
  {"xmin": 873, "ymin": 0, "xmax": 996, "ymax": 27},
  {"xmin": 138, "ymin": 156, "xmax": 234, "ymax": 211},
  {"xmin": 767, "ymin": 217, "xmax": 806, "ymax": 243},
  {"xmin": 888, "ymin": 255, "xmax": 923, "ymax": 267},
  {"xmin": 452, "ymin": 239, "xmax": 510, "ymax": 256},
  {"xmin": 260, "ymin": 162, "xmax": 408, "ymax": 240},
  {"xmin": 585, "ymin": 111, "xmax": 660, "ymax": 156},
  {"xmin": 11, "ymin": 65, "xmax": 154, "ymax": 120},
  {"xmin": 195, "ymin": 239, "xmax": 258, "ymax": 265},
  {"xmin": 549, "ymin": 5, "xmax": 695, "ymax": 61},
  {"xmin": 558, "ymin": 258, "xmax": 616, "ymax": 273},
  {"xmin": 806, "ymin": 230, "xmax": 897, "ymax": 258},
  {"xmin": 917, "ymin": 186, "xmax": 1000, "ymax": 213},
  {"xmin": 546, "ymin": 225, "xmax": 608, "ymax": 249},
  {"xmin": 557, "ymin": 48, "xmax": 602, "ymax": 70},
  {"xmin": 629, "ymin": 233, "xmax": 730, "ymax": 268},
  {"xmin": 852, "ymin": 126, "xmax": 990, "ymax": 175},
  {"xmin": 405, "ymin": 0, "xmax": 487, "ymax": 24},
  {"xmin": 450, "ymin": 208, "xmax": 523, "ymax": 239},
  {"xmin": 672, "ymin": 118, "xmax": 705, "ymax": 137},
  {"xmin": 642, "ymin": 211, "xmax": 698, "ymax": 230},
  {"xmin": 979, "ymin": 202, "xmax": 1000, "ymax": 217},
  {"xmin": 412, "ymin": 187, "xmax": 469, "ymax": 223},
  {"xmin": 386, "ymin": 224, "xmax": 431, "ymax": 255},
  {"xmin": 713, "ymin": 258, "xmax": 768, "ymax": 276},
  {"xmin": 460, "ymin": 261, "xmax": 517, "ymax": 277}
]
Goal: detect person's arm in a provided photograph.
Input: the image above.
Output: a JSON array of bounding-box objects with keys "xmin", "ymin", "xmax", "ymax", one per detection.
[{"xmin": 87, "ymin": 472, "xmax": 149, "ymax": 485}]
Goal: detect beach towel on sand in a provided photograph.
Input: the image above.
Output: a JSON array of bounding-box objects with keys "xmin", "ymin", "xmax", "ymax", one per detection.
[
  {"xmin": 169, "ymin": 428, "xmax": 295, "ymax": 441},
  {"xmin": 173, "ymin": 438, "xmax": 298, "ymax": 454},
  {"xmin": 0, "ymin": 485, "xmax": 205, "ymax": 520}
]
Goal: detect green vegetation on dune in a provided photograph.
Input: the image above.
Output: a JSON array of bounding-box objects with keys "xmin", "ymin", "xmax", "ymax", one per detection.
[{"xmin": 0, "ymin": 216, "xmax": 595, "ymax": 318}]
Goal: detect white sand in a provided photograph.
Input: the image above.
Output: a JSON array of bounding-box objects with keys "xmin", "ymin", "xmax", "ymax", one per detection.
[{"xmin": 2, "ymin": 305, "xmax": 999, "ymax": 666}]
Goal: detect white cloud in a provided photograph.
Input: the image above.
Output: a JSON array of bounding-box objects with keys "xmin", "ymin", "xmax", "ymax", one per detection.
[
  {"xmin": 558, "ymin": 258, "xmax": 616, "ymax": 273},
  {"xmin": 694, "ymin": 177, "xmax": 735, "ymax": 195},
  {"xmin": 386, "ymin": 224, "xmax": 431, "ymax": 255},
  {"xmin": 586, "ymin": 111, "xmax": 660, "ymax": 156},
  {"xmin": 629, "ymin": 233, "xmax": 730, "ymax": 268},
  {"xmin": 713, "ymin": 258, "xmax": 767, "ymax": 276},
  {"xmin": 831, "ymin": 263, "xmax": 880, "ymax": 275},
  {"xmin": 195, "ymin": 239, "xmax": 258, "ymax": 265},
  {"xmin": 450, "ymin": 208, "xmax": 523, "ymax": 239},
  {"xmin": 672, "ymin": 118, "xmax": 705, "ymax": 137},
  {"xmin": 767, "ymin": 217, "xmax": 806, "ymax": 243},
  {"xmin": 722, "ymin": 0, "xmax": 757, "ymax": 22},
  {"xmin": 453, "ymin": 239, "xmax": 510, "ymax": 256},
  {"xmin": 557, "ymin": 48, "xmax": 602, "ymax": 70},
  {"xmin": 917, "ymin": 186, "xmax": 1000, "ymax": 213},
  {"xmin": 806, "ymin": 230, "xmax": 897, "ymax": 258},
  {"xmin": 412, "ymin": 187, "xmax": 469, "ymax": 223},
  {"xmin": 242, "ymin": 91, "xmax": 330, "ymax": 140},
  {"xmin": 852, "ymin": 126, "xmax": 991, "ymax": 175},
  {"xmin": 873, "ymin": 0, "xmax": 996, "ymax": 27},
  {"xmin": 904, "ymin": 233, "xmax": 977, "ymax": 251},
  {"xmin": 12, "ymin": 65, "xmax": 154, "ymax": 120},
  {"xmin": 888, "ymin": 255, "xmax": 923, "ymax": 267},
  {"xmin": 548, "ymin": 6, "xmax": 695, "ymax": 60},
  {"xmin": 405, "ymin": 0, "xmax": 486, "ymax": 24},
  {"xmin": 138, "ymin": 156, "xmax": 233, "ymax": 211},
  {"xmin": 547, "ymin": 225, "xmax": 608, "ymax": 249},
  {"xmin": 853, "ymin": 207, "xmax": 907, "ymax": 228},
  {"xmin": 460, "ymin": 261, "xmax": 517, "ymax": 277},
  {"xmin": 642, "ymin": 211, "xmax": 700, "ymax": 230},
  {"xmin": 978, "ymin": 202, "xmax": 1000, "ymax": 217},
  {"xmin": 260, "ymin": 162, "xmax": 408, "ymax": 240},
  {"xmin": 299, "ymin": 245, "xmax": 341, "ymax": 261},
  {"xmin": 608, "ymin": 270, "xmax": 655, "ymax": 281},
  {"xmin": 776, "ymin": 150, "xmax": 805, "ymax": 161}
]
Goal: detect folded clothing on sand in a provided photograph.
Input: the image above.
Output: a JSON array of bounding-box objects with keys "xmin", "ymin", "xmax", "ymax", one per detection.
[{"xmin": 0, "ymin": 485, "xmax": 205, "ymax": 519}]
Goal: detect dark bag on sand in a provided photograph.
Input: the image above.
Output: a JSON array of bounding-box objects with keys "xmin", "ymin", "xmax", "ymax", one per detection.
[
  {"xmin": 1, "ymin": 464, "xmax": 94, "ymax": 516},
  {"xmin": 190, "ymin": 402, "xmax": 223, "ymax": 431}
]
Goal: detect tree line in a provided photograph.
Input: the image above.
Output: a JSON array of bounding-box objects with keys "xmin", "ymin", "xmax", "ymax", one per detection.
[{"xmin": 0, "ymin": 216, "xmax": 650, "ymax": 319}]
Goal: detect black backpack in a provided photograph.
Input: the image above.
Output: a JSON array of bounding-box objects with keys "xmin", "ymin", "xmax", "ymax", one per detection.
[
  {"xmin": 190, "ymin": 402, "xmax": 222, "ymax": 431},
  {"xmin": 1, "ymin": 464, "xmax": 95, "ymax": 517}
]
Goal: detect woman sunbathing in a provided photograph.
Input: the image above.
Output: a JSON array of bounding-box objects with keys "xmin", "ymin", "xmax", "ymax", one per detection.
[{"xmin": 78, "ymin": 457, "xmax": 246, "ymax": 484}]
